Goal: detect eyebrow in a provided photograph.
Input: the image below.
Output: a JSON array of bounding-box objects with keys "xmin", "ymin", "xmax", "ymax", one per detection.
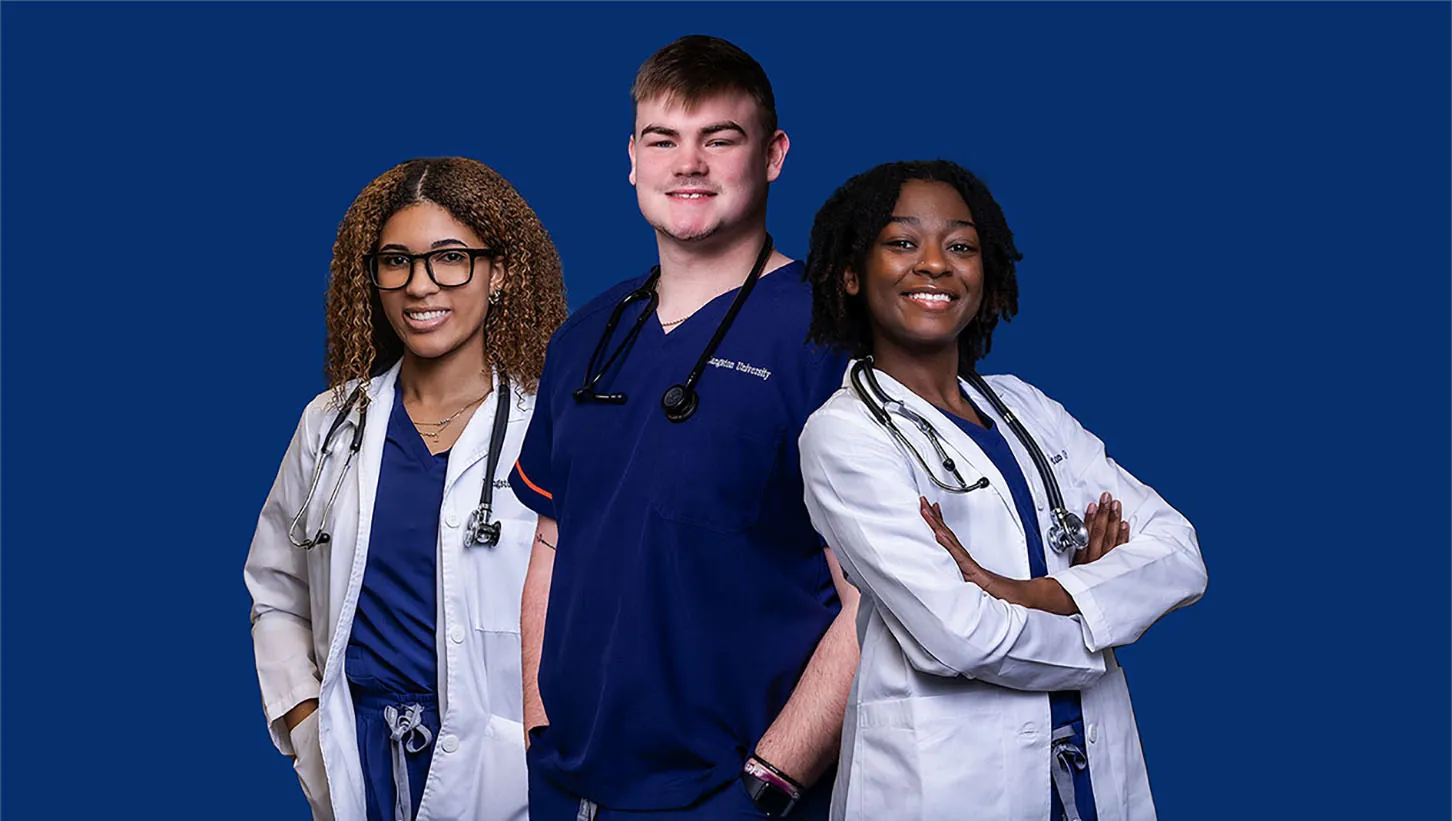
[
  {"xmin": 377, "ymin": 238, "xmax": 470, "ymax": 252},
  {"xmin": 639, "ymin": 121, "xmax": 747, "ymax": 139},
  {"xmin": 886, "ymin": 216, "xmax": 977, "ymax": 228}
]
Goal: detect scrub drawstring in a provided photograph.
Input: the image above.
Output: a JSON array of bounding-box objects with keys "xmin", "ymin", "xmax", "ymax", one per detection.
[
  {"xmin": 1051, "ymin": 725, "xmax": 1088, "ymax": 821},
  {"xmin": 576, "ymin": 799, "xmax": 599, "ymax": 821},
  {"xmin": 383, "ymin": 703, "xmax": 433, "ymax": 821}
]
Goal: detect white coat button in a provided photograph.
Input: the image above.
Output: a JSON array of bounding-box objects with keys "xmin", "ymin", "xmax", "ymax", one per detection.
[
  {"xmin": 439, "ymin": 734, "xmax": 459, "ymax": 753},
  {"xmin": 444, "ymin": 512, "xmax": 460, "ymax": 528},
  {"xmin": 1087, "ymin": 723, "xmax": 1099, "ymax": 743},
  {"xmin": 448, "ymin": 624, "xmax": 465, "ymax": 644}
]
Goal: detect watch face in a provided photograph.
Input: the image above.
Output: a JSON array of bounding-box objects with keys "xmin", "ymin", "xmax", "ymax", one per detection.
[{"xmin": 741, "ymin": 773, "xmax": 796, "ymax": 817}]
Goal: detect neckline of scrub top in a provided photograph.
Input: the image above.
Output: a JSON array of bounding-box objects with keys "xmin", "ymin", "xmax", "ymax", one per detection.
[
  {"xmin": 649, "ymin": 262, "xmax": 795, "ymax": 343},
  {"xmin": 942, "ymin": 390, "xmax": 996, "ymax": 432},
  {"xmin": 389, "ymin": 374, "xmax": 456, "ymax": 469}
]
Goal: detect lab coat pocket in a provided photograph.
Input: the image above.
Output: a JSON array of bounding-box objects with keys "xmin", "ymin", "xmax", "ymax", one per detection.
[
  {"xmin": 484, "ymin": 714, "xmax": 530, "ymax": 821},
  {"xmin": 289, "ymin": 710, "xmax": 334, "ymax": 821},
  {"xmin": 478, "ymin": 628, "xmax": 525, "ymax": 723},
  {"xmin": 652, "ymin": 419, "xmax": 782, "ymax": 533},
  {"xmin": 850, "ymin": 700, "xmax": 922, "ymax": 820}
]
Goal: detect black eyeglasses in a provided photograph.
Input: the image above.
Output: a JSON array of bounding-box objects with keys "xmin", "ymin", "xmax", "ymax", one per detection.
[
  {"xmin": 572, "ymin": 235, "xmax": 774, "ymax": 423},
  {"xmin": 365, "ymin": 248, "xmax": 497, "ymax": 291}
]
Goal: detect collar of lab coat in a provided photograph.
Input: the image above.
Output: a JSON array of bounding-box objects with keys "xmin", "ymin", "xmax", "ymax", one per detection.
[
  {"xmin": 838, "ymin": 360, "xmax": 1030, "ymax": 539},
  {"xmin": 357, "ymin": 358, "xmax": 534, "ymax": 498}
]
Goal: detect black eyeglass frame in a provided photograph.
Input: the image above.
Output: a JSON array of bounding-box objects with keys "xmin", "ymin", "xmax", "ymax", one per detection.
[{"xmin": 364, "ymin": 248, "xmax": 498, "ymax": 291}]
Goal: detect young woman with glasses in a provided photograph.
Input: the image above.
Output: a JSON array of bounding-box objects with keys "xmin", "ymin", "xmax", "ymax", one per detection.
[{"xmin": 245, "ymin": 157, "xmax": 567, "ymax": 821}]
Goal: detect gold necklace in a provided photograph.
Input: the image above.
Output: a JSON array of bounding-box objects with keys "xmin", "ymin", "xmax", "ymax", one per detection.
[{"xmin": 409, "ymin": 389, "xmax": 491, "ymax": 440}]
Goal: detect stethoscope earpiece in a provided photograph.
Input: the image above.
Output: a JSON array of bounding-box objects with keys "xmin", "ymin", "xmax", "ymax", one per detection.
[{"xmin": 661, "ymin": 384, "xmax": 699, "ymax": 423}]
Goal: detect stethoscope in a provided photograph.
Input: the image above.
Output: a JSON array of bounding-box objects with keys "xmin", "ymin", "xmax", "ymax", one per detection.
[
  {"xmin": 849, "ymin": 358, "xmax": 1090, "ymax": 555},
  {"xmin": 572, "ymin": 234, "xmax": 774, "ymax": 423},
  {"xmin": 287, "ymin": 371, "xmax": 513, "ymax": 550}
]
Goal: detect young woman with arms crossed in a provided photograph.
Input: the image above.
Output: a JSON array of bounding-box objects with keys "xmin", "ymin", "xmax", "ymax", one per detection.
[{"xmin": 799, "ymin": 160, "xmax": 1207, "ymax": 821}]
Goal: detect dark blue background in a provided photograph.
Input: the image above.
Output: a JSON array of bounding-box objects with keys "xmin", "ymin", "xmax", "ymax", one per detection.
[{"xmin": 3, "ymin": 2, "xmax": 1446, "ymax": 818}]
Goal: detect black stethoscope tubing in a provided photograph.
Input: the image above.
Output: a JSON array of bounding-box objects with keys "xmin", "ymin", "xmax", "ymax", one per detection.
[
  {"xmin": 289, "ymin": 386, "xmax": 369, "ymax": 548},
  {"xmin": 660, "ymin": 235, "xmax": 774, "ymax": 423},
  {"xmin": 850, "ymin": 359, "xmax": 1089, "ymax": 554},
  {"xmin": 291, "ymin": 372, "xmax": 513, "ymax": 550},
  {"xmin": 850, "ymin": 359, "xmax": 987, "ymax": 494},
  {"xmin": 463, "ymin": 370, "xmax": 512, "ymax": 547},
  {"xmin": 958, "ymin": 371, "xmax": 1088, "ymax": 554},
  {"xmin": 573, "ymin": 234, "xmax": 774, "ymax": 424}
]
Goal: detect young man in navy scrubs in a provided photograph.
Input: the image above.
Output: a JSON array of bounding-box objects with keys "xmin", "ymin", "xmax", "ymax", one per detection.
[{"xmin": 509, "ymin": 35, "xmax": 859, "ymax": 821}]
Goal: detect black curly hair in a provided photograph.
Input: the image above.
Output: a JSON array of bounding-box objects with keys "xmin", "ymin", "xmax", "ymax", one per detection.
[{"xmin": 805, "ymin": 160, "xmax": 1022, "ymax": 372}]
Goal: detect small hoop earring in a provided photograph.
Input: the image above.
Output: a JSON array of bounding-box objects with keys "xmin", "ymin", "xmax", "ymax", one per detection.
[{"xmin": 488, "ymin": 290, "xmax": 502, "ymax": 306}]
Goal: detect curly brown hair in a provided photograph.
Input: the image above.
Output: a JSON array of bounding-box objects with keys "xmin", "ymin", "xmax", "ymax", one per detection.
[{"xmin": 325, "ymin": 157, "xmax": 566, "ymax": 405}]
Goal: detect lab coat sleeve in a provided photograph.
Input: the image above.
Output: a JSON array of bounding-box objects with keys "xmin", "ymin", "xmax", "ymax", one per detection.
[
  {"xmin": 800, "ymin": 407, "xmax": 1106, "ymax": 692},
  {"xmin": 243, "ymin": 403, "xmax": 325, "ymax": 757},
  {"xmin": 1016, "ymin": 378, "xmax": 1208, "ymax": 651}
]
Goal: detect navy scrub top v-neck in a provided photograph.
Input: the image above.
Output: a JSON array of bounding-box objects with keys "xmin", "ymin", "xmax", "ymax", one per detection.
[
  {"xmin": 345, "ymin": 377, "xmax": 447, "ymax": 695},
  {"xmin": 509, "ymin": 263, "xmax": 848, "ymax": 811}
]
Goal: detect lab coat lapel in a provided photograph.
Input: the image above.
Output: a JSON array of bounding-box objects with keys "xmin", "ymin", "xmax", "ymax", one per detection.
[
  {"xmin": 964, "ymin": 374, "xmax": 1057, "ymax": 523},
  {"xmin": 443, "ymin": 366, "xmax": 529, "ymax": 493},
  {"xmin": 350, "ymin": 360, "xmax": 400, "ymax": 581}
]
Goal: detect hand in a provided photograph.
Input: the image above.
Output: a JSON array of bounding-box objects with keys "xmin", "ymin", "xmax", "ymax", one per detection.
[
  {"xmin": 919, "ymin": 497, "xmax": 992, "ymax": 585},
  {"xmin": 1072, "ymin": 493, "xmax": 1131, "ymax": 566},
  {"xmin": 920, "ymin": 497, "xmax": 1080, "ymax": 616}
]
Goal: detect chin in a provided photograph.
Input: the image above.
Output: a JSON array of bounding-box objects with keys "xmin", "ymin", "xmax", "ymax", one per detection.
[
  {"xmin": 402, "ymin": 338, "xmax": 462, "ymax": 361},
  {"xmin": 656, "ymin": 219, "xmax": 722, "ymax": 243}
]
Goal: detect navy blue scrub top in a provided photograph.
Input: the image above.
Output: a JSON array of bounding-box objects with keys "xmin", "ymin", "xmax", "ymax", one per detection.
[
  {"xmin": 346, "ymin": 379, "xmax": 446, "ymax": 696},
  {"xmin": 509, "ymin": 263, "xmax": 848, "ymax": 810},
  {"xmin": 946, "ymin": 398, "xmax": 1083, "ymax": 731}
]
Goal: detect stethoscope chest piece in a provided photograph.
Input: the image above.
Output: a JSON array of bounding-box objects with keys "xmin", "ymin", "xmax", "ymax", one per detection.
[
  {"xmin": 465, "ymin": 505, "xmax": 502, "ymax": 547},
  {"xmin": 1047, "ymin": 508, "xmax": 1089, "ymax": 554},
  {"xmin": 661, "ymin": 384, "xmax": 698, "ymax": 423}
]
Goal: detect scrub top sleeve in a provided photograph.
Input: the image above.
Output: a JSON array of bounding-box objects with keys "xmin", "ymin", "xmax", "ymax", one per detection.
[
  {"xmin": 244, "ymin": 398, "xmax": 327, "ymax": 756},
  {"xmin": 999, "ymin": 376, "xmax": 1208, "ymax": 651},
  {"xmin": 806, "ymin": 346, "xmax": 851, "ymax": 411},
  {"xmin": 800, "ymin": 406, "xmax": 1106, "ymax": 692},
  {"xmin": 509, "ymin": 351, "xmax": 558, "ymax": 520}
]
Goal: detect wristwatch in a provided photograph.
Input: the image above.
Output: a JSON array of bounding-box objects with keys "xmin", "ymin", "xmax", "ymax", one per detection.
[
  {"xmin": 741, "ymin": 771, "xmax": 798, "ymax": 817},
  {"xmin": 741, "ymin": 756, "xmax": 801, "ymax": 818}
]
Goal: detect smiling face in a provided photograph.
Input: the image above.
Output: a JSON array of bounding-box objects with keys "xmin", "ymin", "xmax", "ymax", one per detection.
[
  {"xmin": 627, "ymin": 91, "xmax": 787, "ymax": 246},
  {"xmin": 845, "ymin": 179, "xmax": 984, "ymax": 360},
  {"xmin": 375, "ymin": 201, "xmax": 503, "ymax": 363}
]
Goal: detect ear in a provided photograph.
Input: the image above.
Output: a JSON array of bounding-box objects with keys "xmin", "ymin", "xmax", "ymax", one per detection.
[
  {"xmin": 764, "ymin": 129, "xmax": 789, "ymax": 184},
  {"xmin": 489, "ymin": 257, "xmax": 507, "ymax": 294},
  {"xmin": 627, "ymin": 134, "xmax": 638, "ymax": 187},
  {"xmin": 842, "ymin": 267, "xmax": 860, "ymax": 296}
]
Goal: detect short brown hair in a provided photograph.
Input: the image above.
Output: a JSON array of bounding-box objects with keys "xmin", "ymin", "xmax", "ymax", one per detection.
[
  {"xmin": 325, "ymin": 157, "xmax": 567, "ymax": 403},
  {"xmin": 631, "ymin": 35, "xmax": 778, "ymax": 137}
]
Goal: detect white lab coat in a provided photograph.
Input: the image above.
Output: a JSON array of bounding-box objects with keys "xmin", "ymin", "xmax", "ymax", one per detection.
[
  {"xmin": 800, "ymin": 365, "xmax": 1206, "ymax": 821},
  {"xmin": 245, "ymin": 359, "xmax": 536, "ymax": 821}
]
